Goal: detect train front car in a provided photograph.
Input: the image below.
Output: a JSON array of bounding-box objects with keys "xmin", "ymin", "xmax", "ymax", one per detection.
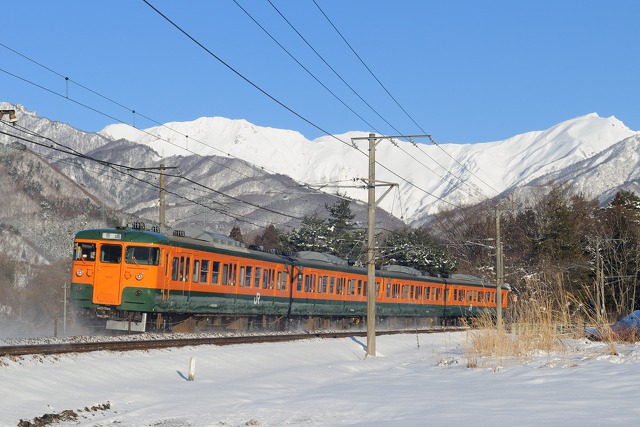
[{"xmin": 70, "ymin": 224, "xmax": 164, "ymax": 332}]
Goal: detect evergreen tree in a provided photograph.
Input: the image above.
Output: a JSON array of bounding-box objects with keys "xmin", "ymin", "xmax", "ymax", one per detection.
[
  {"xmin": 379, "ymin": 227, "xmax": 456, "ymax": 275},
  {"xmin": 229, "ymin": 226, "xmax": 245, "ymax": 243},
  {"xmin": 325, "ymin": 200, "xmax": 364, "ymax": 260},
  {"xmin": 252, "ymin": 224, "xmax": 282, "ymax": 250},
  {"xmin": 282, "ymin": 213, "xmax": 330, "ymax": 253}
]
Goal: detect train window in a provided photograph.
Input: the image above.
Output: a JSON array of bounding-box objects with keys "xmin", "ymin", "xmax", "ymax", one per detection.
[
  {"xmin": 296, "ymin": 272, "xmax": 303, "ymax": 291},
  {"xmin": 435, "ymin": 288, "xmax": 442, "ymax": 301},
  {"xmin": 223, "ymin": 263, "xmax": 236, "ymax": 286},
  {"xmin": 348, "ymin": 279, "xmax": 356, "ymax": 295},
  {"xmin": 318, "ymin": 276, "xmax": 327, "ymax": 293},
  {"xmin": 125, "ymin": 246, "xmax": 160, "ymax": 265},
  {"xmin": 254, "ymin": 267, "xmax": 262, "ymax": 288},
  {"xmin": 304, "ymin": 274, "xmax": 315, "ymax": 292},
  {"xmin": 164, "ymin": 253, "xmax": 169, "ymax": 277},
  {"xmin": 193, "ymin": 260, "xmax": 200, "ymax": 283},
  {"xmin": 263, "ymin": 269, "xmax": 274, "ymax": 289},
  {"xmin": 200, "ymin": 260, "xmax": 209, "ymax": 283},
  {"xmin": 277, "ymin": 271, "xmax": 287, "ymax": 290},
  {"xmin": 211, "ymin": 261, "xmax": 220, "ymax": 285},
  {"xmin": 179, "ymin": 257, "xmax": 185, "ymax": 281},
  {"xmin": 185, "ymin": 258, "xmax": 191, "ymax": 282},
  {"xmin": 244, "ymin": 266, "xmax": 253, "ymax": 287},
  {"xmin": 357, "ymin": 280, "xmax": 363, "ymax": 296},
  {"xmin": 171, "ymin": 257, "xmax": 179, "ymax": 281},
  {"xmin": 386, "ymin": 283, "xmax": 391, "ymax": 298},
  {"xmin": 74, "ymin": 243, "xmax": 96, "ymax": 261},
  {"xmin": 336, "ymin": 278, "xmax": 344, "ymax": 295},
  {"xmin": 329, "ymin": 277, "xmax": 335, "ymax": 294},
  {"xmin": 424, "ymin": 287, "xmax": 431, "ymax": 300},
  {"xmin": 402, "ymin": 285, "xmax": 409, "ymax": 300},
  {"xmin": 100, "ymin": 244, "xmax": 122, "ymax": 264},
  {"xmin": 222, "ymin": 264, "xmax": 228, "ymax": 285},
  {"xmin": 466, "ymin": 290, "xmax": 472, "ymax": 302}
]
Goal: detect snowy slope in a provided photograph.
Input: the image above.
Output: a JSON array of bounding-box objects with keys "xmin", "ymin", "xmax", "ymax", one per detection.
[{"xmin": 102, "ymin": 113, "xmax": 638, "ymax": 222}]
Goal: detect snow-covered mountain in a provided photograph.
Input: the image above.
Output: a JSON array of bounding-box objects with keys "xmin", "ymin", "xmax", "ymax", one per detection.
[{"xmin": 101, "ymin": 112, "xmax": 638, "ymax": 223}]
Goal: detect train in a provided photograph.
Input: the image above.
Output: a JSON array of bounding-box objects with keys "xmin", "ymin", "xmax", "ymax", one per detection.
[{"xmin": 70, "ymin": 223, "xmax": 508, "ymax": 332}]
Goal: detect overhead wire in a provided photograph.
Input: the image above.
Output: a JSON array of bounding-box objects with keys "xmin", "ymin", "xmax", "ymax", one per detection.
[
  {"xmin": 311, "ymin": 0, "xmax": 501, "ymax": 197},
  {"xmin": 0, "ymin": 42, "xmax": 330, "ymax": 214},
  {"xmin": 246, "ymin": 1, "xmax": 485, "ymax": 206},
  {"xmin": 141, "ymin": 0, "xmax": 464, "ymax": 211},
  {"xmin": 0, "ymin": 122, "xmax": 299, "ymax": 229}
]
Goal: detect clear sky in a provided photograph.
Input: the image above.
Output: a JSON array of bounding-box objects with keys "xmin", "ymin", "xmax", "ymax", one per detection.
[{"xmin": 1, "ymin": 1, "xmax": 638, "ymax": 144}]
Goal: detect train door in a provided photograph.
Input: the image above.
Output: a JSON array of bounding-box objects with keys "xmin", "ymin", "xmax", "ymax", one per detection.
[{"xmin": 93, "ymin": 243, "xmax": 124, "ymax": 305}]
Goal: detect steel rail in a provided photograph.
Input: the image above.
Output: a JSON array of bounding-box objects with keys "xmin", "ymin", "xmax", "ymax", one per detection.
[{"xmin": 0, "ymin": 327, "xmax": 465, "ymax": 357}]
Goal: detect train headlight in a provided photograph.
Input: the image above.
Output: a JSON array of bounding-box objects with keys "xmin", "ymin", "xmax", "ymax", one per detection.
[
  {"xmin": 136, "ymin": 273, "xmax": 144, "ymax": 280},
  {"xmin": 76, "ymin": 269, "xmax": 84, "ymax": 277}
]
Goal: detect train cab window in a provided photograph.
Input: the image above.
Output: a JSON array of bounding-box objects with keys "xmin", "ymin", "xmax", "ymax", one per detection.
[
  {"xmin": 125, "ymin": 246, "xmax": 160, "ymax": 265},
  {"xmin": 254, "ymin": 267, "xmax": 262, "ymax": 288},
  {"xmin": 100, "ymin": 244, "xmax": 122, "ymax": 264},
  {"xmin": 211, "ymin": 261, "xmax": 220, "ymax": 285},
  {"xmin": 74, "ymin": 243, "xmax": 96, "ymax": 261},
  {"xmin": 193, "ymin": 260, "xmax": 200, "ymax": 283},
  {"xmin": 200, "ymin": 260, "xmax": 209, "ymax": 283}
]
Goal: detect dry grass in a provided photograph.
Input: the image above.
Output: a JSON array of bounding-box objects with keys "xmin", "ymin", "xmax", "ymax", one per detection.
[{"xmin": 463, "ymin": 275, "xmax": 620, "ymax": 368}]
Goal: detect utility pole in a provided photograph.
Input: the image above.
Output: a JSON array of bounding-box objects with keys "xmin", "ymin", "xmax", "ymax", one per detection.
[
  {"xmin": 159, "ymin": 163, "xmax": 167, "ymax": 228},
  {"xmin": 351, "ymin": 133, "xmax": 427, "ymax": 356},
  {"xmin": 495, "ymin": 205, "xmax": 503, "ymax": 329},
  {"xmin": 366, "ymin": 134, "xmax": 377, "ymax": 356},
  {"xmin": 130, "ymin": 164, "xmax": 176, "ymax": 229}
]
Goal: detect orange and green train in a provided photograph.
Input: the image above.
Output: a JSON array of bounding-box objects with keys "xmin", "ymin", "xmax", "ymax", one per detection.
[{"xmin": 70, "ymin": 223, "xmax": 508, "ymax": 332}]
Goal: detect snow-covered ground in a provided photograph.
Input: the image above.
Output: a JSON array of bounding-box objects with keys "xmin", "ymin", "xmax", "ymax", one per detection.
[{"xmin": 3, "ymin": 331, "xmax": 639, "ymax": 426}]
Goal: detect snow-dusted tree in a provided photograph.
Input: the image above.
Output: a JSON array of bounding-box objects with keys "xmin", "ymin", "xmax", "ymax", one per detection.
[
  {"xmin": 324, "ymin": 200, "xmax": 364, "ymax": 260},
  {"xmin": 379, "ymin": 227, "xmax": 456, "ymax": 275},
  {"xmin": 282, "ymin": 213, "xmax": 330, "ymax": 253}
]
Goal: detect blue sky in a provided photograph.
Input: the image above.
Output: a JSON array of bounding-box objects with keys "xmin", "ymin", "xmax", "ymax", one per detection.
[{"xmin": 1, "ymin": 1, "xmax": 638, "ymax": 144}]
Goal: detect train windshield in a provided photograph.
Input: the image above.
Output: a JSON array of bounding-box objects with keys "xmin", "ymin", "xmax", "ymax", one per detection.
[
  {"xmin": 100, "ymin": 244, "xmax": 123, "ymax": 264},
  {"xmin": 73, "ymin": 242, "xmax": 96, "ymax": 261},
  {"xmin": 125, "ymin": 246, "xmax": 160, "ymax": 266}
]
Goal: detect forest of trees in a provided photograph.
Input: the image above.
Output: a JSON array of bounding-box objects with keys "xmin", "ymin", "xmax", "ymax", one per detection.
[{"xmin": 3, "ymin": 187, "xmax": 640, "ymax": 332}]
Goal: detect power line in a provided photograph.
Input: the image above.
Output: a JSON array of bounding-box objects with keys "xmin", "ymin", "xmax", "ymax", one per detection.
[
  {"xmin": 141, "ymin": 0, "xmax": 464, "ymax": 212},
  {"xmin": 312, "ymin": 0, "xmax": 501, "ymax": 197},
  {"xmin": 0, "ymin": 123, "xmax": 301, "ymax": 228}
]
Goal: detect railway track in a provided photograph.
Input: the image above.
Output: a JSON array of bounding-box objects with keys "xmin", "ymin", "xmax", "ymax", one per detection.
[{"xmin": 0, "ymin": 327, "xmax": 465, "ymax": 357}]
